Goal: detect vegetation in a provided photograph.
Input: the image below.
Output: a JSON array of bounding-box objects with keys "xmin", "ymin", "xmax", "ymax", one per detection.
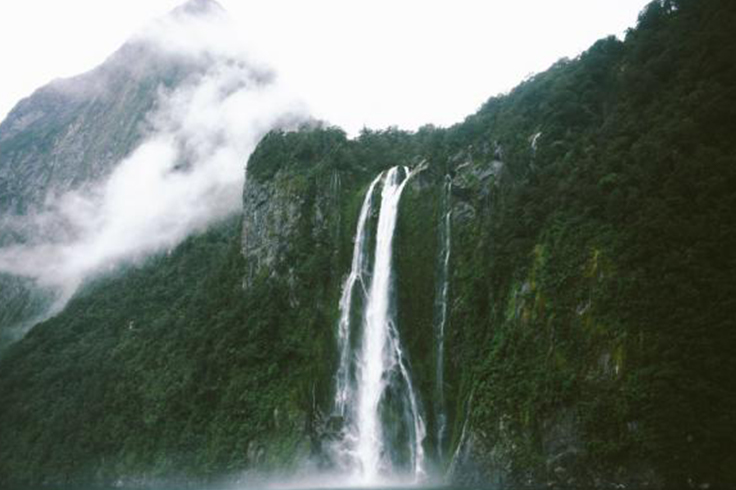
[
  {"xmin": 0, "ymin": 218, "xmax": 325, "ymax": 485},
  {"xmin": 428, "ymin": 0, "xmax": 735, "ymax": 486},
  {"xmin": 0, "ymin": 0, "xmax": 734, "ymax": 487}
]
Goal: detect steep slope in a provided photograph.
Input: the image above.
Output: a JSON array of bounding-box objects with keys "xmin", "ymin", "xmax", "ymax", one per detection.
[
  {"xmin": 0, "ymin": 30, "xmax": 198, "ymax": 347},
  {"xmin": 0, "ymin": 0, "xmax": 284, "ymax": 348},
  {"xmin": 440, "ymin": 1, "xmax": 736, "ymax": 487},
  {"xmin": 0, "ymin": 0, "xmax": 734, "ymax": 488},
  {"xmin": 247, "ymin": 1, "xmax": 736, "ymax": 486},
  {"xmin": 0, "ymin": 41, "xmax": 196, "ymax": 348},
  {"xmin": 0, "ymin": 2, "xmax": 223, "ymax": 216},
  {"xmin": 0, "ymin": 42, "xmax": 190, "ymax": 217},
  {"xmin": 0, "ymin": 127, "xmax": 397, "ymax": 486}
]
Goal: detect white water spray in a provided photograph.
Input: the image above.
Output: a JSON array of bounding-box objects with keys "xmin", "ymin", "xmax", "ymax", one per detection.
[
  {"xmin": 334, "ymin": 173, "xmax": 382, "ymax": 417},
  {"xmin": 332, "ymin": 166, "xmax": 426, "ymax": 485}
]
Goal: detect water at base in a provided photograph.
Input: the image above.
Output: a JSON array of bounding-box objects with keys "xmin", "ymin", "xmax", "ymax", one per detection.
[{"xmin": 25, "ymin": 483, "xmax": 475, "ymax": 490}]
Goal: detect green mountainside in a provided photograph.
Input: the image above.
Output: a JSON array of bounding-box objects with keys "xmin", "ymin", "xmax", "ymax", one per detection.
[{"xmin": 0, "ymin": 0, "xmax": 734, "ymax": 488}]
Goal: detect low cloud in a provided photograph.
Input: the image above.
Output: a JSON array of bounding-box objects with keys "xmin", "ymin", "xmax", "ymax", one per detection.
[{"xmin": 0, "ymin": 1, "xmax": 308, "ymax": 316}]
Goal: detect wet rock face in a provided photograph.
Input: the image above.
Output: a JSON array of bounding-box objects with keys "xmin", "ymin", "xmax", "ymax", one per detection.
[
  {"xmin": 449, "ymin": 156, "xmax": 504, "ymax": 224},
  {"xmin": 448, "ymin": 410, "xmax": 663, "ymax": 490},
  {"xmin": 240, "ymin": 167, "xmax": 341, "ymax": 300},
  {"xmin": 448, "ymin": 429, "xmax": 508, "ymax": 489},
  {"xmin": 241, "ymin": 172, "xmax": 307, "ymax": 287}
]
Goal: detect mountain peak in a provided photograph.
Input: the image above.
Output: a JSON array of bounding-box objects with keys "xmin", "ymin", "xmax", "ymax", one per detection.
[{"xmin": 172, "ymin": 0, "xmax": 226, "ymax": 18}]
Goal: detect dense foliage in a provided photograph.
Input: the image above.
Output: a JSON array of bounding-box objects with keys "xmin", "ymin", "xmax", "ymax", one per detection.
[
  {"xmin": 458, "ymin": 0, "xmax": 736, "ymax": 485},
  {"xmin": 0, "ymin": 0, "xmax": 734, "ymax": 488},
  {"xmin": 0, "ymin": 218, "xmax": 329, "ymax": 485}
]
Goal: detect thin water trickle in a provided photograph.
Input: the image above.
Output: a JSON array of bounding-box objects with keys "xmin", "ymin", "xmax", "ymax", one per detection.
[{"xmin": 434, "ymin": 175, "xmax": 452, "ymax": 462}]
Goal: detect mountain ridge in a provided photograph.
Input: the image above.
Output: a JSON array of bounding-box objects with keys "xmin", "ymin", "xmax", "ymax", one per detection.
[
  {"xmin": 0, "ymin": 0, "xmax": 290, "ymax": 348},
  {"xmin": 0, "ymin": 0, "xmax": 735, "ymax": 488}
]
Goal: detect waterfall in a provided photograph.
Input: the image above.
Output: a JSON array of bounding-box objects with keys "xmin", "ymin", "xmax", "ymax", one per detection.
[
  {"xmin": 332, "ymin": 166, "xmax": 426, "ymax": 484},
  {"xmin": 334, "ymin": 173, "xmax": 382, "ymax": 417},
  {"xmin": 434, "ymin": 175, "xmax": 452, "ymax": 462}
]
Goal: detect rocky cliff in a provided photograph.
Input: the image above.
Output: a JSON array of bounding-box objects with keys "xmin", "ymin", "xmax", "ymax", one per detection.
[{"xmin": 0, "ymin": 0, "xmax": 734, "ymax": 488}]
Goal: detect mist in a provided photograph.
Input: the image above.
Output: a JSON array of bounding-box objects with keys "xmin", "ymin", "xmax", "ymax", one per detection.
[{"xmin": 0, "ymin": 2, "xmax": 307, "ymax": 319}]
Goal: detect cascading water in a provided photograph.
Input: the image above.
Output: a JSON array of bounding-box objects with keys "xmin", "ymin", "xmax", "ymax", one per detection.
[
  {"xmin": 334, "ymin": 173, "xmax": 383, "ymax": 418},
  {"xmin": 332, "ymin": 166, "xmax": 426, "ymax": 485},
  {"xmin": 434, "ymin": 175, "xmax": 452, "ymax": 462}
]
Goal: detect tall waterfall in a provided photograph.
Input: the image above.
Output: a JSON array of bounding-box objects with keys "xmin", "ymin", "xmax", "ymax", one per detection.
[
  {"xmin": 332, "ymin": 166, "xmax": 426, "ymax": 484},
  {"xmin": 334, "ymin": 173, "xmax": 383, "ymax": 417},
  {"xmin": 434, "ymin": 175, "xmax": 452, "ymax": 462}
]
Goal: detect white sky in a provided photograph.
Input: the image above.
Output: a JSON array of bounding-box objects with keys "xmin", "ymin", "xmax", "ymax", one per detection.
[{"xmin": 0, "ymin": 0, "xmax": 651, "ymax": 134}]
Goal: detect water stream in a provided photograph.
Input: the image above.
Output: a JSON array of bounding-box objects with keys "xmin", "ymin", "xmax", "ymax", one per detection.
[
  {"xmin": 332, "ymin": 166, "xmax": 426, "ymax": 485},
  {"xmin": 434, "ymin": 175, "xmax": 452, "ymax": 462}
]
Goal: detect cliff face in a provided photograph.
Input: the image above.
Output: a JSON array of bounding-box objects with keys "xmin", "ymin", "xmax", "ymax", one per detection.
[
  {"xmin": 240, "ymin": 2, "xmax": 736, "ymax": 487},
  {"xmin": 0, "ymin": 129, "xmax": 364, "ymax": 487},
  {"xmin": 241, "ymin": 172, "xmax": 306, "ymax": 287},
  {"xmin": 241, "ymin": 166, "xmax": 341, "ymax": 294}
]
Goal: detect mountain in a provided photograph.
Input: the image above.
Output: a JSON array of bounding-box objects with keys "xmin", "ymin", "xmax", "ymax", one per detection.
[
  {"xmin": 0, "ymin": 40, "xmax": 194, "ymax": 346},
  {"xmin": 0, "ymin": 0, "xmax": 735, "ymax": 489},
  {"xmin": 0, "ymin": 42, "xmax": 185, "ymax": 217},
  {"xmin": 0, "ymin": 0, "xmax": 284, "ymax": 349}
]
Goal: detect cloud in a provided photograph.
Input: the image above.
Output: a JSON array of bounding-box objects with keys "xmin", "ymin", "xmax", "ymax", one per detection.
[{"xmin": 0, "ymin": 2, "xmax": 308, "ymax": 317}]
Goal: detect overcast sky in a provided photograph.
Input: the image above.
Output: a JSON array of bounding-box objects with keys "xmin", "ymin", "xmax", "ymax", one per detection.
[{"xmin": 0, "ymin": 0, "xmax": 651, "ymax": 134}]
